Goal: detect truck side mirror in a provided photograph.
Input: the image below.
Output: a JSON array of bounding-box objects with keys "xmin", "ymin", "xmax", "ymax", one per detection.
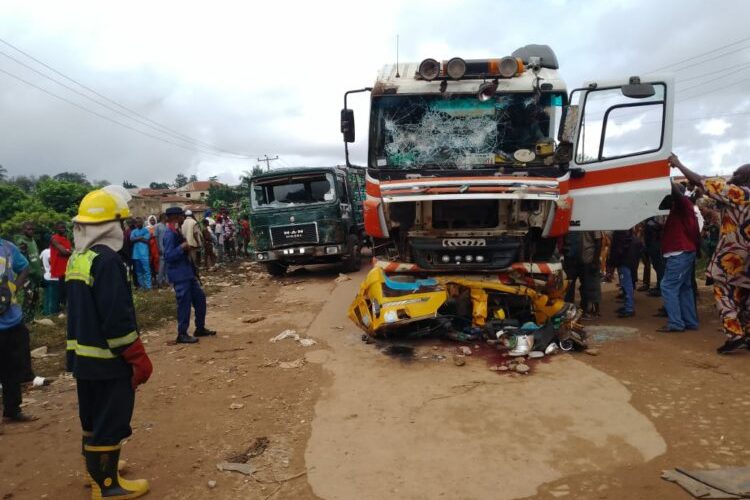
[
  {"xmin": 621, "ymin": 77, "xmax": 655, "ymax": 99},
  {"xmin": 341, "ymin": 109, "xmax": 355, "ymax": 143}
]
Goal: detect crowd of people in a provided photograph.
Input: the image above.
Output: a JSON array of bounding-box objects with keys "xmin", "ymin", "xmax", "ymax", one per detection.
[
  {"xmin": 563, "ymin": 154, "xmax": 750, "ymax": 354},
  {"xmin": 117, "ymin": 208, "xmax": 252, "ymax": 291}
]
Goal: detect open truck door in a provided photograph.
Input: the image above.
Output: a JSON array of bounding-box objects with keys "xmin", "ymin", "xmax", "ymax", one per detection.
[{"xmin": 565, "ymin": 76, "xmax": 674, "ymax": 231}]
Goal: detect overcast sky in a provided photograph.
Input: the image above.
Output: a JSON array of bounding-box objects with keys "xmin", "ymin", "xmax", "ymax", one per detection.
[{"xmin": 1, "ymin": 0, "xmax": 749, "ymax": 186}]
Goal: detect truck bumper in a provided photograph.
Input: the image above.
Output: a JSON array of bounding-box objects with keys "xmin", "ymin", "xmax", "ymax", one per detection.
[{"xmin": 252, "ymin": 244, "xmax": 345, "ymax": 264}]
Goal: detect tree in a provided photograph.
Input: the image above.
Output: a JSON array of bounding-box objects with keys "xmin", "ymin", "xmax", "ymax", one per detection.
[
  {"xmin": 251, "ymin": 165, "xmax": 264, "ymax": 176},
  {"xmin": 53, "ymin": 171, "xmax": 89, "ymax": 185},
  {"xmin": 149, "ymin": 182, "xmax": 170, "ymax": 190},
  {"xmin": 207, "ymin": 184, "xmax": 242, "ymax": 210},
  {"xmin": 123, "ymin": 180, "xmax": 138, "ymax": 189},
  {"xmin": 0, "ymin": 203, "xmax": 67, "ymax": 241},
  {"xmin": 188, "ymin": 174, "xmax": 198, "ymax": 183},
  {"xmin": 174, "ymin": 174, "xmax": 188, "ymax": 188},
  {"xmin": 9, "ymin": 175, "xmax": 39, "ymax": 193},
  {"xmin": 208, "ymin": 175, "xmax": 219, "ymax": 182},
  {"xmin": 0, "ymin": 183, "xmax": 31, "ymax": 221},
  {"xmin": 36, "ymin": 179, "xmax": 92, "ymax": 215}
]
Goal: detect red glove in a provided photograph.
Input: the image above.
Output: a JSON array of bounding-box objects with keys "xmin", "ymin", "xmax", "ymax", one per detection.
[{"xmin": 121, "ymin": 338, "xmax": 153, "ymax": 390}]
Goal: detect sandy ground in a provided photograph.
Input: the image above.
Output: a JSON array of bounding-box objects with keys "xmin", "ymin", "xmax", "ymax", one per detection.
[{"xmin": 2, "ymin": 261, "xmax": 750, "ymax": 500}]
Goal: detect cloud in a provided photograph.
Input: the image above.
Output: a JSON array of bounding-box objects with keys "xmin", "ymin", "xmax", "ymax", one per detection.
[{"xmin": 695, "ymin": 118, "xmax": 731, "ymax": 136}]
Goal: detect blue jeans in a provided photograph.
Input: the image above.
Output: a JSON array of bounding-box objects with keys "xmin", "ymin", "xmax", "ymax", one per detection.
[
  {"xmin": 661, "ymin": 252, "xmax": 698, "ymax": 330},
  {"xmin": 174, "ymin": 277, "xmax": 206, "ymax": 336},
  {"xmin": 133, "ymin": 258, "xmax": 152, "ymax": 290},
  {"xmin": 618, "ymin": 266, "xmax": 634, "ymax": 313}
]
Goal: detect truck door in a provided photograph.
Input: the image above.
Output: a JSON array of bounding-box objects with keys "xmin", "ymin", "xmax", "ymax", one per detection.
[{"xmin": 566, "ymin": 76, "xmax": 674, "ymax": 231}]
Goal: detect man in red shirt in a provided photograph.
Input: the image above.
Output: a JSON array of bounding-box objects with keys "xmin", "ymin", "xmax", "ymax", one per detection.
[
  {"xmin": 239, "ymin": 215, "xmax": 251, "ymax": 257},
  {"xmin": 50, "ymin": 221, "xmax": 72, "ymax": 308},
  {"xmin": 658, "ymin": 182, "xmax": 700, "ymax": 332}
]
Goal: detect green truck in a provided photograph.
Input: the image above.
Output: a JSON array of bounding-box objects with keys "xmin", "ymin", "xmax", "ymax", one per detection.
[{"xmin": 248, "ymin": 166, "xmax": 367, "ymax": 276}]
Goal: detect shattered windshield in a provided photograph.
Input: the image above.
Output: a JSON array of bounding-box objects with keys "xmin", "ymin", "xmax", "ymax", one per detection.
[
  {"xmin": 251, "ymin": 173, "xmax": 336, "ymax": 209},
  {"xmin": 369, "ymin": 93, "xmax": 564, "ymax": 169}
]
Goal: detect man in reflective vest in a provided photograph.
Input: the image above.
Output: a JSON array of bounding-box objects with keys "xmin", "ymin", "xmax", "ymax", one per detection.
[
  {"xmin": 67, "ymin": 186, "xmax": 153, "ymax": 499},
  {"xmin": 163, "ymin": 206, "xmax": 216, "ymax": 343}
]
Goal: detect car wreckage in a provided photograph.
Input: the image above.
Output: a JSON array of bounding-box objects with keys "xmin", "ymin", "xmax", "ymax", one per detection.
[{"xmin": 340, "ymin": 45, "xmax": 674, "ymax": 355}]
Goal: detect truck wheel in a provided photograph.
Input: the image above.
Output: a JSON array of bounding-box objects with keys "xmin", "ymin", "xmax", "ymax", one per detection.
[
  {"xmin": 344, "ymin": 235, "xmax": 362, "ymax": 273},
  {"xmin": 263, "ymin": 261, "xmax": 288, "ymax": 277}
]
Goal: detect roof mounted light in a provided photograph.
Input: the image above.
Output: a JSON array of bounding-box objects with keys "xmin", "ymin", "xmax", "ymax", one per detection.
[
  {"xmin": 446, "ymin": 57, "xmax": 467, "ymax": 80},
  {"xmin": 477, "ymin": 81, "xmax": 498, "ymax": 101},
  {"xmin": 499, "ymin": 56, "xmax": 519, "ymax": 78},
  {"xmin": 417, "ymin": 58, "xmax": 440, "ymax": 81}
]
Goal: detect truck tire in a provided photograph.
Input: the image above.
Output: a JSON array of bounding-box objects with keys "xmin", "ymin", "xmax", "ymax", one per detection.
[
  {"xmin": 343, "ymin": 235, "xmax": 362, "ymax": 273},
  {"xmin": 263, "ymin": 261, "xmax": 288, "ymax": 277}
]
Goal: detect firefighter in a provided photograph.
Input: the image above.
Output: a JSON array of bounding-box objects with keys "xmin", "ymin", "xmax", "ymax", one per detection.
[
  {"xmin": 162, "ymin": 206, "xmax": 216, "ymax": 343},
  {"xmin": 66, "ymin": 186, "xmax": 153, "ymax": 499}
]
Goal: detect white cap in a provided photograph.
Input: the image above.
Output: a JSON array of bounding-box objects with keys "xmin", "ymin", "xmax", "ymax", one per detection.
[{"xmin": 185, "ymin": 209, "xmax": 193, "ymax": 216}]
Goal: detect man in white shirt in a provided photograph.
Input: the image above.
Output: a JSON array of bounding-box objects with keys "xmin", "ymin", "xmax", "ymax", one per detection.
[{"xmin": 39, "ymin": 248, "xmax": 59, "ymax": 315}]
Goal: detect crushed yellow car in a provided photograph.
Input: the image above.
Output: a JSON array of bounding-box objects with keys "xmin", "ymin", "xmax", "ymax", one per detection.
[{"xmin": 348, "ymin": 266, "xmax": 579, "ymax": 341}]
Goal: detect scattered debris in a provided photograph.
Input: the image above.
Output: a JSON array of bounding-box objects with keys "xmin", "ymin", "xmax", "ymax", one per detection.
[
  {"xmin": 528, "ymin": 351, "xmax": 545, "ymax": 359},
  {"xmin": 457, "ymin": 346, "xmax": 472, "ymax": 356},
  {"xmin": 227, "ymin": 437, "xmax": 269, "ymax": 463},
  {"xmin": 585, "ymin": 348, "xmax": 600, "ymax": 356},
  {"xmin": 207, "ymin": 480, "xmax": 217, "ymax": 489},
  {"xmin": 30, "ymin": 346, "xmax": 48, "ymax": 359},
  {"xmin": 33, "ymin": 318, "xmax": 55, "ymax": 327},
  {"xmin": 229, "ymin": 403, "xmax": 245, "ymax": 410},
  {"xmin": 269, "ymin": 329, "xmax": 317, "ymax": 347},
  {"xmin": 515, "ymin": 363, "xmax": 530, "ymax": 374},
  {"xmin": 663, "ymin": 466, "xmax": 750, "ymax": 499},
  {"xmin": 278, "ymin": 359, "xmax": 305, "ymax": 369},
  {"xmin": 243, "ymin": 316, "xmax": 265, "ymax": 324},
  {"xmin": 453, "ymin": 354, "xmax": 466, "ymax": 366},
  {"xmin": 335, "ymin": 273, "xmax": 352, "ymax": 283},
  {"xmin": 216, "ymin": 462, "xmax": 254, "ymax": 476}
]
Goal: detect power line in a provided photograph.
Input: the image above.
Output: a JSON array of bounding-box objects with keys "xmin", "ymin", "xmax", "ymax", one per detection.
[
  {"xmin": 676, "ymin": 60, "xmax": 750, "ymax": 85},
  {"xmin": 257, "ymin": 155, "xmax": 279, "ymax": 171},
  {"xmin": 0, "ymin": 66, "xmax": 250, "ymax": 159},
  {"xmin": 0, "ymin": 36, "xmax": 251, "ymax": 158},
  {"xmin": 678, "ymin": 76, "xmax": 750, "ymax": 102},
  {"xmin": 677, "ymin": 65, "xmax": 750, "ymax": 94},
  {"xmin": 644, "ymin": 35, "xmax": 750, "ymax": 74}
]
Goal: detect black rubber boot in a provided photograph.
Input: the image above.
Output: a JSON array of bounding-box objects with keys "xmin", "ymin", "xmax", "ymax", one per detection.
[{"xmin": 84, "ymin": 444, "xmax": 149, "ymax": 499}]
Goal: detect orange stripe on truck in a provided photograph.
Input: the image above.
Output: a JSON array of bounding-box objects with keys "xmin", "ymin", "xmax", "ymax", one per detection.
[{"xmin": 569, "ymin": 160, "xmax": 670, "ymax": 190}]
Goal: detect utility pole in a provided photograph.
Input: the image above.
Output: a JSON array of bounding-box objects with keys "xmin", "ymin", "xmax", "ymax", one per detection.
[{"xmin": 257, "ymin": 155, "xmax": 279, "ymax": 172}]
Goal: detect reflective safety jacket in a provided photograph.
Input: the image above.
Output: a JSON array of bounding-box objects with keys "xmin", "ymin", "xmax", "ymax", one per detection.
[{"xmin": 65, "ymin": 244, "xmax": 139, "ymax": 380}]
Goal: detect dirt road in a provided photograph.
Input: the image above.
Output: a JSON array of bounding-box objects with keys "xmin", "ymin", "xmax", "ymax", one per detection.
[{"xmin": 2, "ymin": 262, "xmax": 750, "ymax": 499}]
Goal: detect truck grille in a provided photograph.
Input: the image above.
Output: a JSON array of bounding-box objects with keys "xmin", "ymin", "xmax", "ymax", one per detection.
[{"xmin": 270, "ymin": 222, "xmax": 318, "ymax": 246}]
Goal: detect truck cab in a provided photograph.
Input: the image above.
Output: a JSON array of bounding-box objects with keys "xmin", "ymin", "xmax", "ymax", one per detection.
[
  {"xmin": 249, "ymin": 166, "xmax": 366, "ymax": 276},
  {"xmin": 341, "ymin": 44, "xmax": 674, "ymax": 273}
]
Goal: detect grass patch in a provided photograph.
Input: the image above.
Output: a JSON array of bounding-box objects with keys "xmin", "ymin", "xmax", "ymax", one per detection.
[{"xmin": 133, "ymin": 287, "xmax": 177, "ymax": 331}]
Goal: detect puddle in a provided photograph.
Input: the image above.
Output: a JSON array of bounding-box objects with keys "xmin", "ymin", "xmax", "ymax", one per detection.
[{"xmin": 380, "ymin": 344, "xmax": 416, "ymax": 362}]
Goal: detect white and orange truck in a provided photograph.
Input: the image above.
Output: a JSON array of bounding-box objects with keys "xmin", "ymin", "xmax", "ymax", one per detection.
[{"xmin": 341, "ymin": 44, "xmax": 673, "ymax": 341}]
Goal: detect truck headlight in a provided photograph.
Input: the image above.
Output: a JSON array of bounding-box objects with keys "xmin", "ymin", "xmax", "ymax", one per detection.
[
  {"xmin": 465, "ymin": 255, "xmax": 474, "ymax": 262},
  {"xmin": 441, "ymin": 255, "xmax": 450, "ymax": 263},
  {"xmin": 326, "ymin": 246, "xmax": 338, "ymax": 255},
  {"xmin": 384, "ymin": 310, "xmax": 398, "ymax": 324},
  {"xmin": 256, "ymin": 253, "xmax": 266, "ymax": 260},
  {"xmin": 476, "ymin": 255, "xmax": 485, "ymax": 263}
]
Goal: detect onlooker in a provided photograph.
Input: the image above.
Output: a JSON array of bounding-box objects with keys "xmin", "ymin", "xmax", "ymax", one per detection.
[
  {"xmin": 214, "ymin": 215, "xmax": 225, "ymax": 262},
  {"xmin": 49, "ymin": 221, "xmax": 72, "ymax": 308},
  {"xmin": 223, "ymin": 212, "xmax": 237, "ymax": 261},
  {"xmin": 671, "ymin": 155, "xmax": 750, "ymax": 353},
  {"xmin": 581, "ymin": 231, "xmax": 603, "ymax": 318},
  {"xmin": 14, "ymin": 222, "xmax": 42, "ymax": 321},
  {"xmin": 201, "ymin": 218, "xmax": 217, "ymax": 270},
  {"xmin": 608, "ymin": 229, "xmax": 642, "ymax": 318},
  {"xmin": 657, "ymin": 177, "xmax": 700, "ymax": 333},
  {"xmin": 239, "ymin": 215, "xmax": 251, "ymax": 257},
  {"xmin": 563, "ymin": 232, "xmax": 585, "ymax": 305},
  {"xmin": 40, "ymin": 247, "xmax": 59, "ymax": 315},
  {"xmin": 147, "ymin": 216, "xmax": 160, "ymax": 285},
  {"xmin": 181, "ymin": 209, "xmax": 203, "ymax": 271},
  {"xmin": 154, "ymin": 213, "xmax": 169, "ymax": 287},
  {"xmin": 129, "ymin": 217, "xmax": 152, "ymax": 290},
  {"xmin": 163, "ymin": 207, "xmax": 216, "ymax": 344},
  {"xmin": 0, "ymin": 237, "xmax": 37, "ymax": 424},
  {"xmin": 642, "ymin": 216, "xmax": 666, "ymax": 296}
]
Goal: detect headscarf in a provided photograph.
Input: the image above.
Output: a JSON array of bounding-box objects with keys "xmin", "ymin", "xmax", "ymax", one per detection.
[{"xmin": 73, "ymin": 221, "xmax": 124, "ymax": 252}]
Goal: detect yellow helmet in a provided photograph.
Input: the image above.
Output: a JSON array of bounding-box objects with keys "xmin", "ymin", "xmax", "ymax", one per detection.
[{"xmin": 73, "ymin": 189, "xmax": 131, "ymax": 224}]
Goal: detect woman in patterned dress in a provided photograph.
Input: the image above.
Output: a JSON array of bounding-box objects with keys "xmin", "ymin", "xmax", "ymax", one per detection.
[{"xmin": 670, "ymin": 154, "xmax": 750, "ymax": 353}]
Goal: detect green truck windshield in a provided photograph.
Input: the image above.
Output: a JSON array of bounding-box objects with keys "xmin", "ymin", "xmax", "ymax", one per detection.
[
  {"xmin": 369, "ymin": 92, "xmax": 564, "ymax": 169},
  {"xmin": 251, "ymin": 173, "xmax": 335, "ymax": 209}
]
